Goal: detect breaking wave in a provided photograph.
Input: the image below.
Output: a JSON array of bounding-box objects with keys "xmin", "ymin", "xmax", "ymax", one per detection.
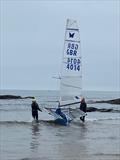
[
  {"xmin": 0, "ymin": 116, "xmax": 120, "ymax": 125},
  {"xmin": 86, "ymin": 117, "xmax": 120, "ymax": 121}
]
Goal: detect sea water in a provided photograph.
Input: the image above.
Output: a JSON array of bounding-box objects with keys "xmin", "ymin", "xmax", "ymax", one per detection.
[{"xmin": 0, "ymin": 90, "xmax": 120, "ymax": 160}]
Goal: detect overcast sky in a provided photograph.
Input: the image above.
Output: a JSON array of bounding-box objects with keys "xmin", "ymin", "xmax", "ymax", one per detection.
[{"xmin": 0, "ymin": 0, "xmax": 120, "ymax": 91}]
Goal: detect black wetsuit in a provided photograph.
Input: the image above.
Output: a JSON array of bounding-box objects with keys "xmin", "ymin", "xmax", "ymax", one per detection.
[
  {"xmin": 80, "ymin": 102, "xmax": 87, "ymax": 122},
  {"xmin": 31, "ymin": 102, "xmax": 41, "ymax": 120}
]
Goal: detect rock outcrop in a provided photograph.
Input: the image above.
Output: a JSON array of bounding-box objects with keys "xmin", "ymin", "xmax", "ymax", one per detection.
[
  {"xmin": 86, "ymin": 107, "xmax": 114, "ymax": 112},
  {"xmin": 0, "ymin": 95, "xmax": 34, "ymax": 100},
  {"xmin": 95, "ymin": 98, "xmax": 120, "ymax": 105}
]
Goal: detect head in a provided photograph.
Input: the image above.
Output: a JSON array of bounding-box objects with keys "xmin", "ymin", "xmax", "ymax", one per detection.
[
  {"xmin": 32, "ymin": 98, "xmax": 36, "ymax": 103},
  {"xmin": 81, "ymin": 97, "xmax": 85, "ymax": 103}
]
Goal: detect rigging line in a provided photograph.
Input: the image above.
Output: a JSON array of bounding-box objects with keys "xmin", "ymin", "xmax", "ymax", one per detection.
[{"xmin": 61, "ymin": 82, "xmax": 82, "ymax": 89}]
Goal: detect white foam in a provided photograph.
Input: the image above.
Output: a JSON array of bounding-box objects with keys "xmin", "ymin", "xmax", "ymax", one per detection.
[{"xmin": 86, "ymin": 117, "xmax": 120, "ymax": 122}]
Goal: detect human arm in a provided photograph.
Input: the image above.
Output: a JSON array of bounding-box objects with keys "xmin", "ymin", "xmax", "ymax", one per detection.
[
  {"xmin": 38, "ymin": 107, "xmax": 42, "ymax": 112},
  {"xmin": 36, "ymin": 102, "xmax": 42, "ymax": 112}
]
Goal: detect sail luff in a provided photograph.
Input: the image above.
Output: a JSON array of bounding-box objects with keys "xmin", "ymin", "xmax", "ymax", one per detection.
[{"xmin": 59, "ymin": 19, "xmax": 69, "ymax": 103}]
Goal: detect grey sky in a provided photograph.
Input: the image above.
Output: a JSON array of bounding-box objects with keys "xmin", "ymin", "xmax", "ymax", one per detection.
[{"xmin": 0, "ymin": 0, "xmax": 120, "ymax": 91}]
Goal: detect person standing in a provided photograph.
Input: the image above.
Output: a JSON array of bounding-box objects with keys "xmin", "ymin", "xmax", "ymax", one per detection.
[
  {"xmin": 31, "ymin": 98, "xmax": 42, "ymax": 121},
  {"xmin": 79, "ymin": 97, "xmax": 87, "ymax": 122}
]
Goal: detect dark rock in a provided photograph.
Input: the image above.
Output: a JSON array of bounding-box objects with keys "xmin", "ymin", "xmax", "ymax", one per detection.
[
  {"xmin": 86, "ymin": 107, "xmax": 116, "ymax": 112},
  {"xmin": 0, "ymin": 95, "xmax": 34, "ymax": 100},
  {"xmin": 95, "ymin": 98, "xmax": 120, "ymax": 105},
  {"xmin": 23, "ymin": 96, "xmax": 35, "ymax": 99},
  {"xmin": 0, "ymin": 95, "xmax": 22, "ymax": 99},
  {"xmin": 97, "ymin": 108, "xmax": 113, "ymax": 112},
  {"xmin": 86, "ymin": 107, "xmax": 98, "ymax": 112}
]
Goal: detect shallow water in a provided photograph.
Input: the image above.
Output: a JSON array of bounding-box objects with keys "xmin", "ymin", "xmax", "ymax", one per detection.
[
  {"xmin": 1, "ymin": 120, "xmax": 120, "ymax": 160},
  {"xmin": 0, "ymin": 90, "xmax": 120, "ymax": 160}
]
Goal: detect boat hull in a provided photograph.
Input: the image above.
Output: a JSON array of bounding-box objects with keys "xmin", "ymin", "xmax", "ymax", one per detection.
[{"xmin": 54, "ymin": 118, "xmax": 68, "ymax": 126}]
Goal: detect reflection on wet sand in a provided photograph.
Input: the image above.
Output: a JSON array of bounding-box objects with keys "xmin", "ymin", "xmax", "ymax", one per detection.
[
  {"xmin": 56, "ymin": 123, "xmax": 88, "ymax": 160},
  {"xmin": 28, "ymin": 120, "xmax": 119, "ymax": 160},
  {"xmin": 30, "ymin": 123, "xmax": 40, "ymax": 152}
]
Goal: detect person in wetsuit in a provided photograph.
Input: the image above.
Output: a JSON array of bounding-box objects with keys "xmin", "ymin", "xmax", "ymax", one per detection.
[
  {"xmin": 79, "ymin": 97, "xmax": 87, "ymax": 122},
  {"xmin": 31, "ymin": 99, "xmax": 42, "ymax": 120},
  {"xmin": 55, "ymin": 102, "xmax": 67, "ymax": 122}
]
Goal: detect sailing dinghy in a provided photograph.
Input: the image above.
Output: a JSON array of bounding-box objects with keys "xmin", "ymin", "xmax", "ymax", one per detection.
[{"xmin": 41, "ymin": 19, "xmax": 86, "ymax": 125}]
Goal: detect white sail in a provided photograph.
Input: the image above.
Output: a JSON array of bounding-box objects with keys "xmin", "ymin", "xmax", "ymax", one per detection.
[{"xmin": 60, "ymin": 19, "xmax": 82, "ymax": 104}]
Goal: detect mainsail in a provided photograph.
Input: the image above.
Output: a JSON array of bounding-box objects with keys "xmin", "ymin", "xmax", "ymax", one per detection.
[
  {"xmin": 60, "ymin": 19, "xmax": 82, "ymax": 105},
  {"xmin": 38, "ymin": 19, "xmax": 83, "ymax": 125}
]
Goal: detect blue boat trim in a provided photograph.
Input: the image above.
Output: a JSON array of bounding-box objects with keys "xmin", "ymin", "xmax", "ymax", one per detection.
[{"xmin": 55, "ymin": 118, "xmax": 67, "ymax": 126}]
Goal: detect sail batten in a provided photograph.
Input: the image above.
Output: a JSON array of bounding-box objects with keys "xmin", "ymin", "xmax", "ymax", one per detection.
[
  {"xmin": 65, "ymin": 40, "xmax": 80, "ymax": 43},
  {"xmin": 61, "ymin": 75, "xmax": 82, "ymax": 78},
  {"xmin": 60, "ymin": 19, "xmax": 82, "ymax": 104},
  {"xmin": 66, "ymin": 28, "xmax": 79, "ymax": 31}
]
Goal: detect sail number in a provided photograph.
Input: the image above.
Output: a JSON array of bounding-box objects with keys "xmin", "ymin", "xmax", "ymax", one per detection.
[
  {"xmin": 66, "ymin": 43, "xmax": 80, "ymax": 71},
  {"xmin": 66, "ymin": 58, "xmax": 80, "ymax": 71},
  {"xmin": 66, "ymin": 43, "xmax": 78, "ymax": 56}
]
